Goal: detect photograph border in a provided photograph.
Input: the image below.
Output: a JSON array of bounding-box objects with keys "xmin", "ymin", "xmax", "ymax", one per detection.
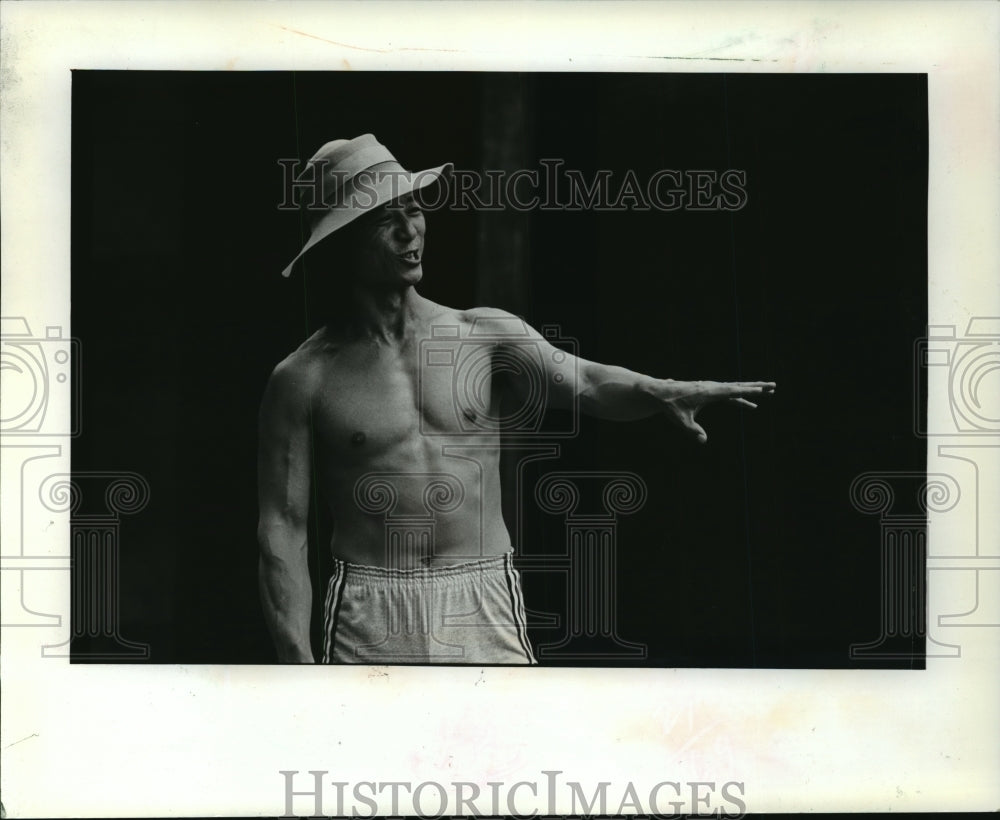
[{"xmin": 2, "ymin": 2, "xmax": 998, "ymax": 816}]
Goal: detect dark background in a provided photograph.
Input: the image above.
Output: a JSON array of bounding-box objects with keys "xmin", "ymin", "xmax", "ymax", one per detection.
[{"xmin": 71, "ymin": 71, "xmax": 927, "ymax": 667}]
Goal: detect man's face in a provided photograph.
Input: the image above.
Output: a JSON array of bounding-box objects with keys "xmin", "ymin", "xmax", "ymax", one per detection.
[{"xmin": 352, "ymin": 192, "xmax": 427, "ymax": 289}]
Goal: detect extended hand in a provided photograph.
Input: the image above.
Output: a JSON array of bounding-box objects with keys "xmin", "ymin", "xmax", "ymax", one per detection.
[{"xmin": 653, "ymin": 379, "xmax": 776, "ymax": 444}]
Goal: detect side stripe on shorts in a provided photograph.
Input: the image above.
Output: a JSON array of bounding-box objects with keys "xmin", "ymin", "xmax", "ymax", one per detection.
[
  {"xmin": 504, "ymin": 554, "xmax": 537, "ymax": 664},
  {"xmin": 322, "ymin": 562, "xmax": 346, "ymax": 664}
]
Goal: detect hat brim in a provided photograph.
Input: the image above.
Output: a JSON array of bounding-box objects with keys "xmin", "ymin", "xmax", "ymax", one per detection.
[{"xmin": 280, "ymin": 163, "xmax": 453, "ymax": 278}]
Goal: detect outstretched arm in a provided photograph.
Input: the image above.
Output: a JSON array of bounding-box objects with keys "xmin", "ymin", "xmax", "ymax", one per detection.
[
  {"xmin": 257, "ymin": 360, "xmax": 315, "ymax": 662},
  {"xmin": 578, "ymin": 367, "xmax": 775, "ymax": 443},
  {"xmin": 481, "ymin": 309, "xmax": 775, "ymax": 443}
]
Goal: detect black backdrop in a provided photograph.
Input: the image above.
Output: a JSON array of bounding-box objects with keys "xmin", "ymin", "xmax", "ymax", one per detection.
[{"xmin": 72, "ymin": 71, "xmax": 927, "ymax": 666}]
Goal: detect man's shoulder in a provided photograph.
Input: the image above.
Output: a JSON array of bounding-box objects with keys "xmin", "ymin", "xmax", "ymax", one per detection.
[
  {"xmin": 415, "ymin": 301, "xmax": 501, "ymax": 334},
  {"xmin": 461, "ymin": 306, "xmax": 515, "ymax": 322},
  {"xmin": 414, "ymin": 295, "xmax": 526, "ymax": 337},
  {"xmin": 454, "ymin": 306, "xmax": 530, "ymax": 337},
  {"xmin": 265, "ymin": 343, "xmax": 323, "ymax": 402}
]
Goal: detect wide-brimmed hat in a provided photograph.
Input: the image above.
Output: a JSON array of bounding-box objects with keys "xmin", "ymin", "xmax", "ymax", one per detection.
[{"xmin": 281, "ymin": 134, "xmax": 452, "ymax": 278}]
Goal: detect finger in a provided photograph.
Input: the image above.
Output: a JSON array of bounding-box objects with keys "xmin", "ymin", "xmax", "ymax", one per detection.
[
  {"xmin": 723, "ymin": 382, "xmax": 776, "ymax": 398},
  {"xmin": 730, "ymin": 397, "xmax": 757, "ymax": 409}
]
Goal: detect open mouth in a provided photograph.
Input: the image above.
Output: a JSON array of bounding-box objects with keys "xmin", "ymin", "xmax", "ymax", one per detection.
[{"xmin": 398, "ymin": 249, "xmax": 421, "ymax": 264}]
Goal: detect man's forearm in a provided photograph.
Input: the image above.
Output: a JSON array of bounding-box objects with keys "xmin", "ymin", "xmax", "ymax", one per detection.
[
  {"xmin": 577, "ymin": 361, "xmax": 664, "ymax": 420},
  {"xmin": 258, "ymin": 546, "xmax": 314, "ymax": 662}
]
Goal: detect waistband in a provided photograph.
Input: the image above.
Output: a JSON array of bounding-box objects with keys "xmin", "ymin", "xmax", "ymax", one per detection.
[{"xmin": 331, "ymin": 551, "xmax": 515, "ymax": 584}]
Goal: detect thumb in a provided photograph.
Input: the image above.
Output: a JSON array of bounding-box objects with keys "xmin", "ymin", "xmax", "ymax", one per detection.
[{"xmin": 682, "ymin": 417, "xmax": 708, "ymax": 444}]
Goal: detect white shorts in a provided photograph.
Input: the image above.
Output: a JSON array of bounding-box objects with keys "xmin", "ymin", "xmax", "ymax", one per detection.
[{"xmin": 322, "ymin": 552, "xmax": 537, "ymax": 664}]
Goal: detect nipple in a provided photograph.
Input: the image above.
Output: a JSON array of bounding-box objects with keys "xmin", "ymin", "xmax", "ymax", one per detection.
[{"xmin": 351, "ymin": 431, "xmax": 366, "ymax": 447}]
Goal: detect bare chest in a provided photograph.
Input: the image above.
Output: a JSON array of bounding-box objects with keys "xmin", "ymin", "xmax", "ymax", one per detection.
[{"xmin": 311, "ymin": 339, "xmax": 500, "ymax": 464}]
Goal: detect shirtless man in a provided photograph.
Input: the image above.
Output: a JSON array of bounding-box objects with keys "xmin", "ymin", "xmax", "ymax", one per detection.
[{"xmin": 258, "ymin": 135, "xmax": 775, "ymax": 664}]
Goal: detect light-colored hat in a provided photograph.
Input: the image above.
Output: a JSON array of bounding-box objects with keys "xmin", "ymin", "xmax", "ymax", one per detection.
[{"xmin": 281, "ymin": 134, "xmax": 451, "ymax": 277}]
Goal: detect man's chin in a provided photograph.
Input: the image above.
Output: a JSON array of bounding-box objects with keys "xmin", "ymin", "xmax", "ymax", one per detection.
[
  {"xmin": 360, "ymin": 263, "xmax": 423, "ymax": 291},
  {"xmin": 399, "ymin": 265, "xmax": 423, "ymax": 286}
]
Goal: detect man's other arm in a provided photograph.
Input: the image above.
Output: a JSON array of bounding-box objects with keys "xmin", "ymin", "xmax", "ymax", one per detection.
[{"xmin": 257, "ymin": 359, "xmax": 315, "ymax": 662}]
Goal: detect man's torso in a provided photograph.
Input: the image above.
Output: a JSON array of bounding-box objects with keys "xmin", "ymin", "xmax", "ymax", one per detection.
[{"xmin": 288, "ymin": 302, "xmax": 513, "ymax": 568}]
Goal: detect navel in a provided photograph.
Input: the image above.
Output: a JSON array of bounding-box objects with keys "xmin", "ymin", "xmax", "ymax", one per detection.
[{"xmin": 350, "ymin": 431, "xmax": 367, "ymax": 447}]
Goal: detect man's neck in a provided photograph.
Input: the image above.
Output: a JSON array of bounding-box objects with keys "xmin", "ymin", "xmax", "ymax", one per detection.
[{"xmin": 349, "ymin": 284, "xmax": 420, "ymax": 343}]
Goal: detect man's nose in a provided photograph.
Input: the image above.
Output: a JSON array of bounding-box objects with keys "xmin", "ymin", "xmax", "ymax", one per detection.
[{"xmin": 394, "ymin": 212, "xmax": 419, "ymax": 240}]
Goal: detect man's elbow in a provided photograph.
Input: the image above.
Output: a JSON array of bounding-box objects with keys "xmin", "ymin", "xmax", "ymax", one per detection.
[
  {"xmin": 573, "ymin": 366, "xmax": 599, "ymax": 414},
  {"xmin": 257, "ymin": 514, "xmax": 307, "ymax": 555}
]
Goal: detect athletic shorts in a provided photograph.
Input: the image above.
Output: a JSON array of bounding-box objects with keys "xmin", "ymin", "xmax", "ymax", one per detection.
[{"xmin": 321, "ymin": 552, "xmax": 537, "ymax": 665}]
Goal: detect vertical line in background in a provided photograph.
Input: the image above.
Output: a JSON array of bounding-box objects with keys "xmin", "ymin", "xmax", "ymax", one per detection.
[
  {"xmin": 479, "ymin": 74, "xmax": 535, "ymax": 562},
  {"xmin": 476, "ymin": 73, "xmax": 533, "ymax": 315},
  {"xmin": 722, "ymin": 74, "xmax": 758, "ymax": 666},
  {"xmin": 288, "ymin": 73, "xmax": 324, "ymax": 656},
  {"xmin": 291, "ymin": 72, "xmax": 308, "ymax": 334}
]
